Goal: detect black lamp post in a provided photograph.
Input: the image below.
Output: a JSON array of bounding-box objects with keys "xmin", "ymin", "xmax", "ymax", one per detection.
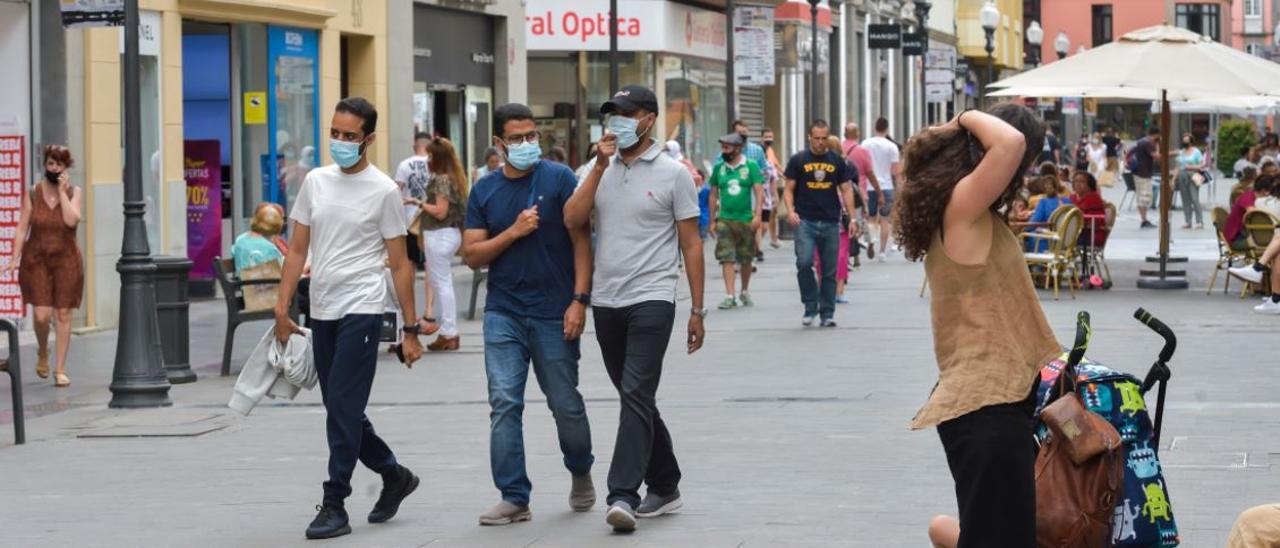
[
  {"xmin": 109, "ymin": 0, "xmax": 172, "ymax": 409},
  {"xmin": 915, "ymin": 0, "xmax": 932, "ymax": 126},
  {"xmin": 807, "ymin": 0, "xmax": 821, "ymax": 123},
  {"xmin": 979, "ymin": 0, "xmax": 999, "ymax": 104}
]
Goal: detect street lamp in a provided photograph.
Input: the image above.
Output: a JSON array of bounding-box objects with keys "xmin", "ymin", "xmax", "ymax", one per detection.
[
  {"xmin": 1026, "ymin": 20, "xmax": 1043, "ymax": 68},
  {"xmin": 1055, "ymin": 31, "xmax": 1070, "ymax": 60},
  {"xmin": 915, "ymin": 0, "xmax": 933, "ymax": 126},
  {"xmin": 979, "ymin": 0, "xmax": 1000, "ymax": 103},
  {"xmin": 807, "ymin": 0, "xmax": 821, "ymax": 123},
  {"xmin": 110, "ymin": 0, "xmax": 172, "ymax": 408}
]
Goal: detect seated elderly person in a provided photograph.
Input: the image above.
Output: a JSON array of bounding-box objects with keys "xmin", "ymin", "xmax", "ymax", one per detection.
[
  {"xmin": 1070, "ymin": 171, "xmax": 1108, "ymax": 248},
  {"xmin": 231, "ymin": 203, "xmax": 286, "ymax": 271}
]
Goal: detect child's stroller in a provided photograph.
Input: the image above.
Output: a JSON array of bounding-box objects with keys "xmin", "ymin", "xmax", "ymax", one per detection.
[{"xmin": 1035, "ymin": 309, "xmax": 1180, "ymax": 547}]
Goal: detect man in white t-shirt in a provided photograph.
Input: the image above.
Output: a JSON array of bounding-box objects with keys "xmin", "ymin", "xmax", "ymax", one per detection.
[
  {"xmin": 394, "ymin": 132, "xmax": 433, "ymax": 270},
  {"xmin": 274, "ymin": 97, "xmax": 425, "ymax": 541},
  {"xmin": 861, "ymin": 117, "xmax": 901, "ymax": 262}
]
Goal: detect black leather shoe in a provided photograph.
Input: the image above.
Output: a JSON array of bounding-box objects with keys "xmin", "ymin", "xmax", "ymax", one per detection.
[
  {"xmin": 368, "ymin": 466, "xmax": 420, "ymax": 524},
  {"xmin": 305, "ymin": 504, "xmax": 351, "ymax": 540}
]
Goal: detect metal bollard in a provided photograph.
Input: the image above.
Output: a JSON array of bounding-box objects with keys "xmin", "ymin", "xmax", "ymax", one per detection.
[{"xmin": 153, "ymin": 256, "xmax": 195, "ymax": 384}]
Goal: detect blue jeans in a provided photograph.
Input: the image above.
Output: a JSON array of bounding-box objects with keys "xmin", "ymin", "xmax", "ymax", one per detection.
[
  {"xmin": 311, "ymin": 314, "xmax": 399, "ymax": 507},
  {"xmin": 794, "ymin": 219, "xmax": 840, "ymax": 320},
  {"xmin": 483, "ymin": 311, "xmax": 594, "ymax": 506}
]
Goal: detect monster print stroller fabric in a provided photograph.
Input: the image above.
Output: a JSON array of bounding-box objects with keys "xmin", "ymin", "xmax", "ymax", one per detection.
[{"xmin": 1036, "ymin": 356, "xmax": 1180, "ymax": 548}]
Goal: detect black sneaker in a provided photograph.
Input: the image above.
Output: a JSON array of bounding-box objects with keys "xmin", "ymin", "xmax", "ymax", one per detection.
[
  {"xmin": 1140, "ymin": 221, "xmax": 1156, "ymax": 229},
  {"xmin": 820, "ymin": 318, "xmax": 838, "ymax": 328},
  {"xmin": 306, "ymin": 504, "xmax": 351, "ymax": 540},
  {"xmin": 368, "ymin": 465, "xmax": 420, "ymax": 524}
]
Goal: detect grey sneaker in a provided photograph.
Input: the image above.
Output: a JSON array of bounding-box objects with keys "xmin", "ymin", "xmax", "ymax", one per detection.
[
  {"xmin": 478, "ymin": 500, "xmax": 532, "ymax": 526},
  {"xmin": 606, "ymin": 502, "xmax": 637, "ymax": 532},
  {"xmin": 636, "ymin": 489, "xmax": 682, "ymax": 518},
  {"xmin": 739, "ymin": 291, "xmax": 754, "ymax": 307},
  {"xmin": 570, "ymin": 474, "xmax": 596, "ymax": 512}
]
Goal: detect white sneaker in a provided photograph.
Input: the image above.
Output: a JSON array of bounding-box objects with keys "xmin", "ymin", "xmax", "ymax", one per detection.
[
  {"xmin": 606, "ymin": 502, "xmax": 637, "ymax": 532},
  {"xmin": 802, "ymin": 314, "xmax": 817, "ymax": 327},
  {"xmin": 1229, "ymin": 265, "xmax": 1265, "ymax": 284},
  {"xmin": 1254, "ymin": 299, "xmax": 1280, "ymax": 315},
  {"xmin": 876, "ymin": 254, "xmax": 886, "ymax": 263}
]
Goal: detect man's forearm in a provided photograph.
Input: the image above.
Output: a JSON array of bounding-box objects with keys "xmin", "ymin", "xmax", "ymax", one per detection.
[
  {"xmin": 275, "ymin": 252, "xmax": 306, "ymax": 317},
  {"xmin": 463, "ymin": 230, "xmax": 518, "ymax": 269},
  {"xmin": 680, "ymin": 228, "xmax": 704, "ymax": 310},
  {"xmin": 565, "ymin": 165, "xmax": 604, "ymax": 229},
  {"xmin": 784, "ymin": 180, "xmax": 796, "ymax": 212},
  {"xmin": 392, "ymin": 259, "xmax": 418, "ymax": 322},
  {"xmin": 569, "ymin": 225, "xmax": 593, "ymax": 294}
]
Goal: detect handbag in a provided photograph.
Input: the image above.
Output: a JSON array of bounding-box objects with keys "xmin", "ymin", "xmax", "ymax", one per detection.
[
  {"xmin": 1036, "ymin": 313, "xmax": 1127, "ymax": 548},
  {"xmin": 1191, "ymin": 172, "xmax": 1206, "ymax": 187},
  {"xmin": 239, "ymin": 261, "xmax": 282, "ymax": 313}
]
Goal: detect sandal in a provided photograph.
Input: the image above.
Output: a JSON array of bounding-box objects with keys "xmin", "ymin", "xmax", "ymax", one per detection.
[
  {"xmin": 35, "ymin": 349, "xmax": 49, "ymax": 379},
  {"xmin": 427, "ymin": 335, "xmax": 460, "ymax": 352},
  {"xmin": 419, "ymin": 317, "xmax": 440, "ymax": 336},
  {"xmin": 55, "ymin": 372, "xmax": 70, "ymax": 387}
]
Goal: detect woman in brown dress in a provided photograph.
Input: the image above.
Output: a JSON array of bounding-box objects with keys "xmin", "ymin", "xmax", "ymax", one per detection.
[
  {"xmin": 895, "ymin": 105, "xmax": 1059, "ymax": 548},
  {"xmin": 3, "ymin": 145, "xmax": 84, "ymax": 387}
]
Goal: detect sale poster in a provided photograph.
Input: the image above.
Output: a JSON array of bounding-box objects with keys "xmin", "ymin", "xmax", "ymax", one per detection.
[
  {"xmin": 184, "ymin": 140, "xmax": 222, "ymax": 280},
  {"xmin": 0, "ymin": 135, "xmax": 25, "ymax": 319}
]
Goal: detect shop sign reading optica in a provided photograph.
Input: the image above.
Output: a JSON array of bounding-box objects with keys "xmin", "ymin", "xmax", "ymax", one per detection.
[
  {"xmin": 0, "ymin": 136, "xmax": 24, "ymax": 318},
  {"xmin": 525, "ymin": 0, "xmax": 726, "ymax": 61}
]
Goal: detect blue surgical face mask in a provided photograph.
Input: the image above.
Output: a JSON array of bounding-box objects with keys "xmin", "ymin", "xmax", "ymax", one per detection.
[
  {"xmin": 330, "ymin": 138, "xmax": 365, "ymax": 169},
  {"xmin": 607, "ymin": 114, "xmax": 651, "ymax": 150},
  {"xmin": 505, "ymin": 141, "xmax": 542, "ymax": 171}
]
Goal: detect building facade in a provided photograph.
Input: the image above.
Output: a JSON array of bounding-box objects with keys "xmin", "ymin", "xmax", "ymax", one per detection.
[
  {"xmin": 385, "ymin": 0, "xmax": 528, "ymax": 176},
  {"xmin": 34, "ymin": 0, "xmax": 389, "ymax": 329}
]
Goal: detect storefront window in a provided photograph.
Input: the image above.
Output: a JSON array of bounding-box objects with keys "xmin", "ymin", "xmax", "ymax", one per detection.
[
  {"xmin": 661, "ymin": 55, "xmax": 726, "ymax": 174},
  {"xmin": 584, "ymin": 52, "xmax": 655, "ymax": 117},
  {"xmin": 267, "ymin": 26, "xmax": 319, "ymax": 214}
]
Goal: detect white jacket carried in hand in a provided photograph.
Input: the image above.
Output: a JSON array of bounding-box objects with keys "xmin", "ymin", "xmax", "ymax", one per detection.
[{"xmin": 228, "ymin": 328, "xmax": 318, "ymax": 415}]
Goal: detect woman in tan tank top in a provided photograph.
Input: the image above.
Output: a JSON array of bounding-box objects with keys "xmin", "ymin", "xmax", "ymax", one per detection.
[
  {"xmin": 894, "ymin": 105, "xmax": 1060, "ymax": 548},
  {"xmin": 2, "ymin": 145, "xmax": 84, "ymax": 388}
]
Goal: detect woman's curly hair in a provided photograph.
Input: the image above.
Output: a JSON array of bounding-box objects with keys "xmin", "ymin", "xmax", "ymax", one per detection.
[{"xmin": 893, "ymin": 103, "xmax": 1044, "ymax": 261}]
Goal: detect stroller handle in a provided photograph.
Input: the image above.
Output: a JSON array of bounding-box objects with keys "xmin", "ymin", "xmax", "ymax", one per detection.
[
  {"xmin": 1134, "ymin": 308, "xmax": 1177, "ymax": 363},
  {"xmin": 1066, "ymin": 311, "xmax": 1091, "ymax": 369}
]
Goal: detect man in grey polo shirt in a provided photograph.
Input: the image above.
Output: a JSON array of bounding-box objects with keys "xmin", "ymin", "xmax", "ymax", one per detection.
[{"xmin": 564, "ymin": 84, "xmax": 706, "ymax": 533}]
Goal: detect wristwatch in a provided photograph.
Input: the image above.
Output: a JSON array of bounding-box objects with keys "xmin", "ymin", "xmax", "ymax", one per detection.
[
  {"xmin": 402, "ymin": 322, "xmax": 423, "ymax": 335},
  {"xmin": 691, "ymin": 307, "xmax": 709, "ymax": 319},
  {"xmin": 572, "ymin": 293, "xmax": 591, "ymax": 306}
]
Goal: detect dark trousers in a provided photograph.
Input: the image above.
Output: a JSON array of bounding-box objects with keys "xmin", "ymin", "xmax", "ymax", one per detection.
[
  {"xmin": 592, "ymin": 301, "xmax": 681, "ymax": 508},
  {"xmin": 936, "ymin": 385, "xmax": 1037, "ymax": 548},
  {"xmin": 406, "ymin": 231, "xmax": 425, "ymax": 270},
  {"xmin": 311, "ymin": 314, "xmax": 399, "ymax": 507}
]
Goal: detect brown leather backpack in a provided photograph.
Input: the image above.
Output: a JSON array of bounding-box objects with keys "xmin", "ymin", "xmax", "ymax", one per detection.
[{"xmin": 1035, "ymin": 361, "xmax": 1126, "ymax": 548}]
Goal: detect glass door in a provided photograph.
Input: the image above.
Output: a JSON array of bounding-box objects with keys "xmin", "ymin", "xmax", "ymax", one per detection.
[
  {"xmin": 465, "ymin": 86, "xmax": 492, "ymax": 175},
  {"xmin": 267, "ymin": 26, "xmax": 319, "ymax": 214}
]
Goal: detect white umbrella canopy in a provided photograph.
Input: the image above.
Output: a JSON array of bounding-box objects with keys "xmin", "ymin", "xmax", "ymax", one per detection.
[{"xmin": 989, "ymin": 25, "xmax": 1280, "ymax": 101}]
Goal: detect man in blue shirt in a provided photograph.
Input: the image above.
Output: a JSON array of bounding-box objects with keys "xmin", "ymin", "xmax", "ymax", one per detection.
[{"xmin": 461, "ymin": 103, "xmax": 596, "ymax": 526}]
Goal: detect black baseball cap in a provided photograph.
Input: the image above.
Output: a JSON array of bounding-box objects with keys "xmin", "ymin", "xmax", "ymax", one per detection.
[{"xmin": 601, "ymin": 85, "xmax": 659, "ymax": 115}]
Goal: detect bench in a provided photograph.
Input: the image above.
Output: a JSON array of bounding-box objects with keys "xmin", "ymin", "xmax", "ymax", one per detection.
[
  {"xmin": 214, "ymin": 257, "xmax": 294, "ymax": 377},
  {"xmin": 0, "ymin": 318, "xmax": 24, "ymax": 444}
]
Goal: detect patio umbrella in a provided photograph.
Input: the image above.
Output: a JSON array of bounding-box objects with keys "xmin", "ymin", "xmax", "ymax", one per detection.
[{"xmin": 988, "ymin": 25, "xmax": 1280, "ymax": 289}]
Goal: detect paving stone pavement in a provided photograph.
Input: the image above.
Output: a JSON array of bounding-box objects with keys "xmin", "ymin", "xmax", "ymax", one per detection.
[{"xmin": 0, "ymin": 181, "xmax": 1276, "ymax": 547}]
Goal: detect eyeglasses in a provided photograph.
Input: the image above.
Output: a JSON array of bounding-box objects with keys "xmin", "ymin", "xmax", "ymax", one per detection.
[{"xmin": 503, "ymin": 131, "xmax": 541, "ymax": 146}]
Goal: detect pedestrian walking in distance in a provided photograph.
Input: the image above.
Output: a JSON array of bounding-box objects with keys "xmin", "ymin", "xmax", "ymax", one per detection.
[
  {"xmin": 708, "ymin": 133, "xmax": 764, "ymax": 310},
  {"xmin": 861, "ymin": 118, "xmax": 902, "ymax": 263},
  {"xmin": 895, "ymin": 105, "xmax": 1061, "ymax": 548},
  {"xmin": 273, "ymin": 97, "xmax": 425, "ymax": 540},
  {"xmin": 565, "ymin": 84, "xmax": 707, "ymax": 533},
  {"xmin": 2, "ymin": 145, "xmax": 84, "ymax": 388},
  {"xmin": 783, "ymin": 119, "xmax": 858, "ymax": 327},
  {"xmin": 461, "ymin": 102, "xmax": 596, "ymax": 526}
]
